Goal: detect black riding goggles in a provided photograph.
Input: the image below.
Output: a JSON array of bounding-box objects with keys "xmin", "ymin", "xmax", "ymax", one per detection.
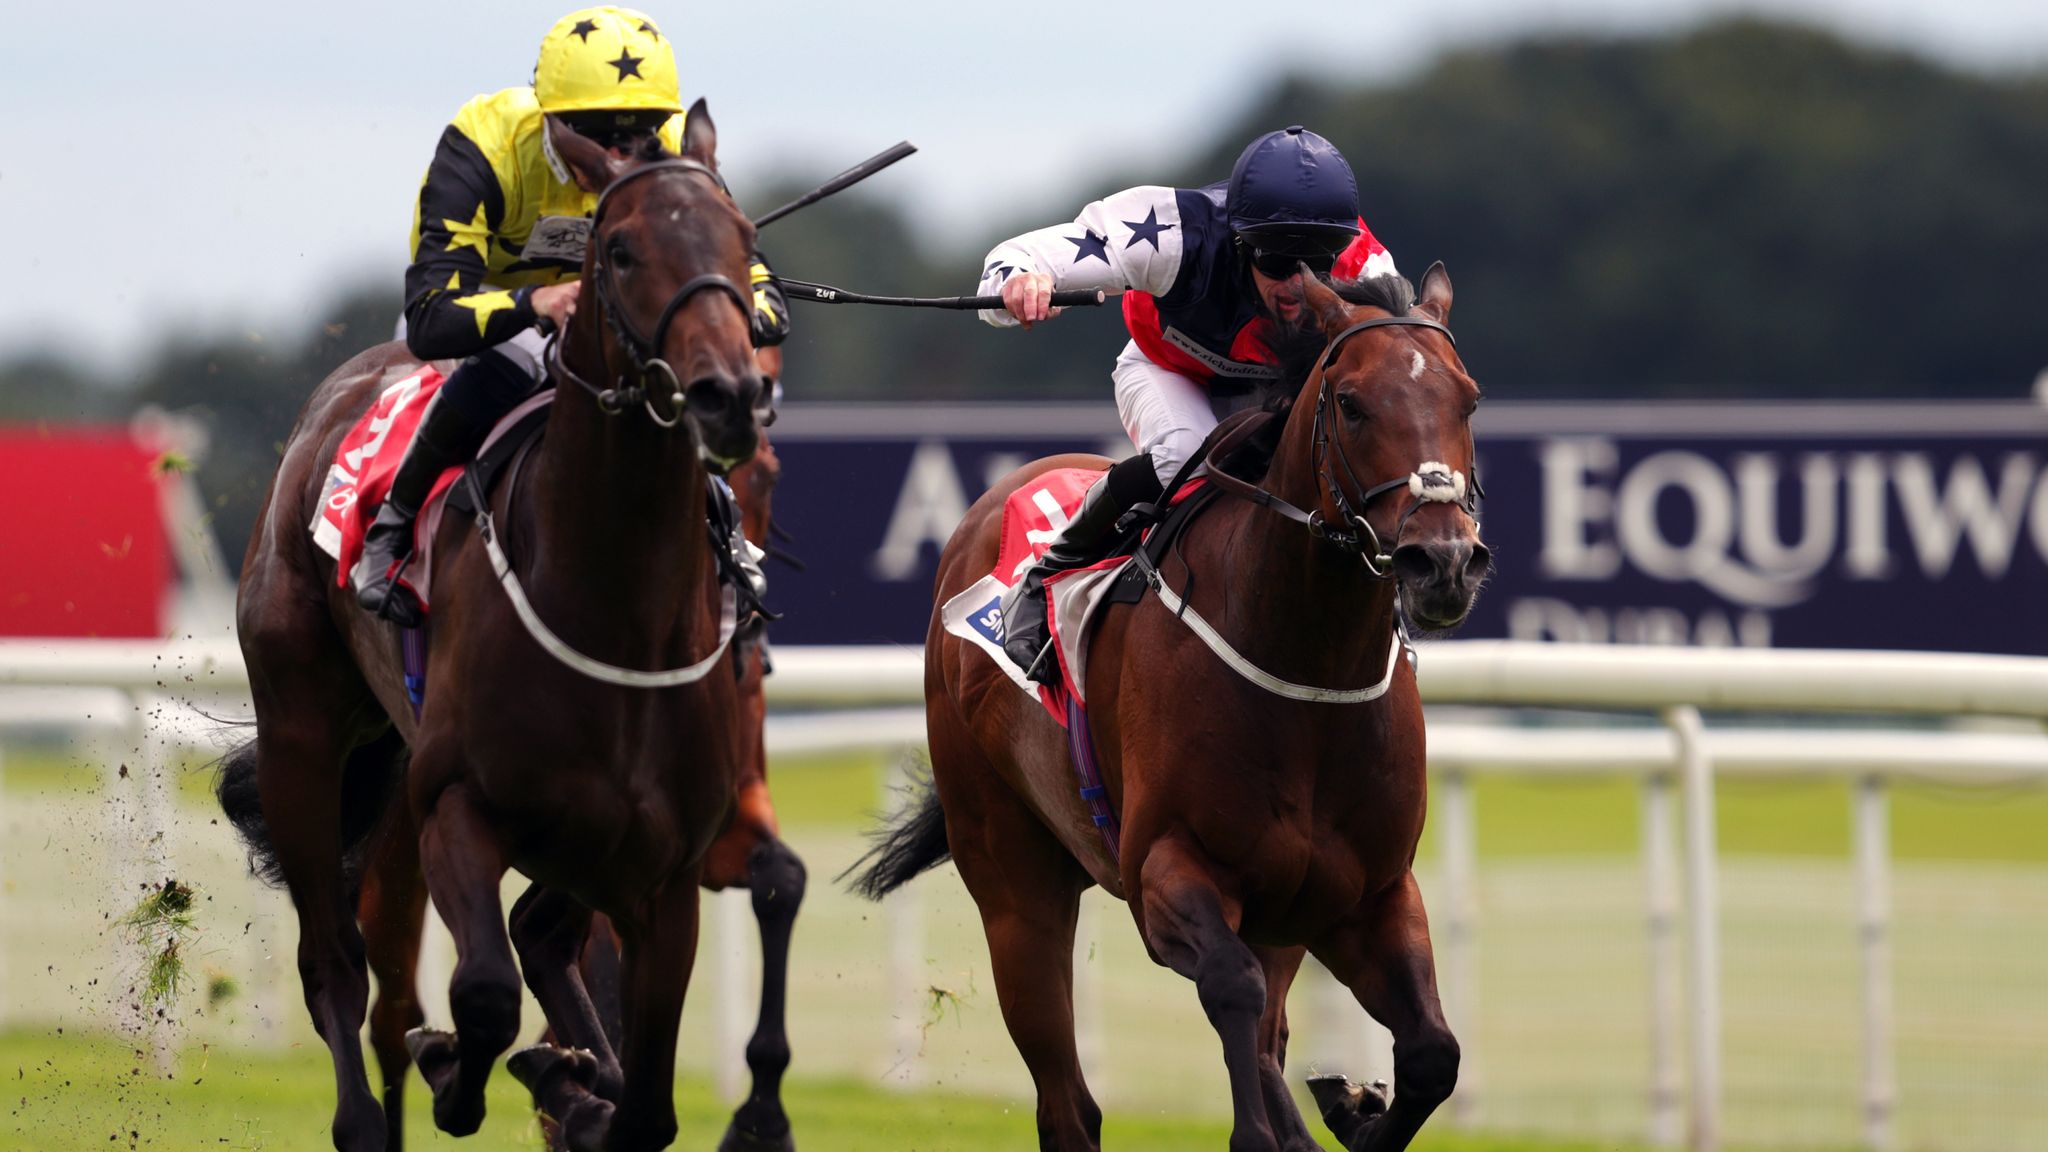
[
  {"xmin": 561, "ymin": 109, "xmax": 670, "ymax": 150},
  {"xmin": 1249, "ymin": 247, "xmax": 1337, "ymax": 279}
]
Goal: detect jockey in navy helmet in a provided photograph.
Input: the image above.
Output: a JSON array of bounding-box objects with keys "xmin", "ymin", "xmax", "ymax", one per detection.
[{"xmin": 977, "ymin": 126, "xmax": 1396, "ymax": 681}]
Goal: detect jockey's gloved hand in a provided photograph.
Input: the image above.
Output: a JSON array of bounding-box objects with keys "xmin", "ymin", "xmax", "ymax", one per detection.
[{"xmin": 749, "ymin": 252, "xmax": 789, "ymax": 347}]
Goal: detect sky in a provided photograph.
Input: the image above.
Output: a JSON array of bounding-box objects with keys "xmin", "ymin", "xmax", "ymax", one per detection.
[{"xmin": 6, "ymin": 0, "xmax": 2048, "ymax": 373}]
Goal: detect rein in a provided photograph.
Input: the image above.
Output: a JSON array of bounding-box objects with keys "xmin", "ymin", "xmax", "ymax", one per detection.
[
  {"xmin": 1122, "ymin": 311, "xmax": 1479, "ymax": 704},
  {"xmin": 549, "ymin": 158, "xmax": 754, "ymax": 428},
  {"xmin": 469, "ymin": 158, "xmax": 753, "ymax": 687}
]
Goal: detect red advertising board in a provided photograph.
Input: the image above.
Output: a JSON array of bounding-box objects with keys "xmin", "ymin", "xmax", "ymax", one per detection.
[{"xmin": 0, "ymin": 427, "xmax": 172, "ymax": 638}]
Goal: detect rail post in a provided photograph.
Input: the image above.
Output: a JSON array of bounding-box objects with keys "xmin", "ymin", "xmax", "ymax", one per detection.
[
  {"xmin": 1854, "ymin": 774, "xmax": 1897, "ymax": 1152},
  {"xmin": 1643, "ymin": 767, "xmax": 1683, "ymax": 1148},
  {"xmin": 1437, "ymin": 766, "xmax": 1479, "ymax": 1126},
  {"xmin": 1663, "ymin": 705, "xmax": 1720, "ymax": 1152}
]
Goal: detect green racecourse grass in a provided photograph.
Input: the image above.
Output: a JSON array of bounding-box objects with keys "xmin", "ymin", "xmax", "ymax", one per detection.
[{"xmin": 0, "ymin": 1031, "xmax": 1667, "ymax": 1152}]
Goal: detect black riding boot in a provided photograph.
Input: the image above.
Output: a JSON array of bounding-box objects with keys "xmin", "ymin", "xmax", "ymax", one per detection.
[
  {"xmin": 353, "ymin": 350, "xmax": 533, "ymax": 624},
  {"xmin": 1001, "ymin": 454, "xmax": 1163, "ymax": 684}
]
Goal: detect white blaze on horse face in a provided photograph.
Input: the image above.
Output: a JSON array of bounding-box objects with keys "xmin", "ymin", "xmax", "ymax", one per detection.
[{"xmin": 1409, "ymin": 350, "xmax": 1426, "ymax": 380}]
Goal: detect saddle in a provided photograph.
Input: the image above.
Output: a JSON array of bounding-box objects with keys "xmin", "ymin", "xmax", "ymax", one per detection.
[
  {"xmin": 939, "ymin": 406, "xmax": 1285, "ymax": 721},
  {"xmin": 313, "ymin": 373, "xmax": 771, "ymax": 630}
]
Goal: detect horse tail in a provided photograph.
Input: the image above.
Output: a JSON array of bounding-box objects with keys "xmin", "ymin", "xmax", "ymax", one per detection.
[
  {"xmin": 215, "ymin": 726, "xmax": 409, "ymax": 889},
  {"xmin": 842, "ymin": 762, "xmax": 950, "ymax": 901}
]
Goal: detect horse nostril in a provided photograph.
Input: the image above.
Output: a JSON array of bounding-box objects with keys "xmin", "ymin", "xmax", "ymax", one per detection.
[
  {"xmin": 1391, "ymin": 544, "xmax": 1436, "ymax": 584},
  {"xmin": 685, "ymin": 377, "xmax": 732, "ymax": 417},
  {"xmin": 1465, "ymin": 541, "xmax": 1493, "ymax": 585}
]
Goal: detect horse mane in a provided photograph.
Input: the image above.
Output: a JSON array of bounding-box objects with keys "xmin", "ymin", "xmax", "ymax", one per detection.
[
  {"xmin": 1210, "ymin": 272, "xmax": 1418, "ymax": 482},
  {"xmin": 1264, "ymin": 271, "xmax": 1418, "ymax": 403}
]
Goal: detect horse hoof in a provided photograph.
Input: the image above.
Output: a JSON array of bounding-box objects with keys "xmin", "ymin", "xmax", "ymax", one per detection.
[
  {"xmin": 509, "ymin": 1044, "xmax": 599, "ymax": 1098},
  {"xmin": 404, "ymin": 1027, "xmax": 459, "ymax": 1087},
  {"xmin": 1307, "ymin": 1072, "xmax": 1389, "ymax": 1146}
]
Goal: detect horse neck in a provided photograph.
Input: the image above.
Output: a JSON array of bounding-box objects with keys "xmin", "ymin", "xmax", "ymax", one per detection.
[
  {"xmin": 1212, "ymin": 383, "xmax": 1401, "ymax": 680},
  {"xmin": 523, "ymin": 358, "xmax": 716, "ymax": 658}
]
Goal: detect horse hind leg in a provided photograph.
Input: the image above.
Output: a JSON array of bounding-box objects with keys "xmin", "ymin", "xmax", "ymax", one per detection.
[
  {"xmin": 716, "ymin": 834, "xmax": 806, "ymax": 1152},
  {"xmin": 1306, "ymin": 871, "xmax": 1459, "ymax": 1152},
  {"xmin": 1134, "ymin": 840, "xmax": 1279, "ymax": 1152},
  {"xmin": 360, "ymin": 801, "xmax": 428, "ymax": 1152},
  {"xmin": 408, "ymin": 778, "xmax": 521, "ymax": 1137},
  {"xmin": 938, "ymin": 729, "xmax": 1101, "ymax": 1151},
  {"xmin": 246, "ymin": 714, "xmax": 392, "ymax": 1151}
]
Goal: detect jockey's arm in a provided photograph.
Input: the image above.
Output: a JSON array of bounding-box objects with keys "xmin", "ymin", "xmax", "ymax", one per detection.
[
  {"xmin": 402, "ymin": 122, "xmax": 542, "ymax": 362},
  {"xmin": 976, "ymin": 185, "xmax": 1186, "ymax": 329}
]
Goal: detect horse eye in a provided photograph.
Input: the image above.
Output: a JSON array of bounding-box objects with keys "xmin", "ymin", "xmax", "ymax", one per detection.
[
  {"xmin": 1337, "ymin": 393, "xmax": 1365, "ymax": 421},
  {"xmin": 608, "ymin": 239, "xmax": 634, "ymax": 269}
]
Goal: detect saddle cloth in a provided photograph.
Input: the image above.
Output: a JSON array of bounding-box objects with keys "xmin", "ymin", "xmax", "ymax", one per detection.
[
  {"xmin": 309, "ymin": 368, "xmax": 553, "ymax": 614},
  {"xmin": 939, "ymin": 467, "xmax": 1136, "ymax": 724}
]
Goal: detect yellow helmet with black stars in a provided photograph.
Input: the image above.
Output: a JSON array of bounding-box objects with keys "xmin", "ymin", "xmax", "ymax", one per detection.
[{"xmin": 533, "ymin": 6, "xmax": 682, "ymax": 117}]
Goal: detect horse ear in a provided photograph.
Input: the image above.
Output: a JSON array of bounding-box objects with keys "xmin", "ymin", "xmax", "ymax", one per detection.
[
  {"xmin": 1298, "ymin": 265, "xmax": 1352, "ymax": 334},
  {"xmin": 546, "ymin": 115, "xmax": 620, "ymax": 193},
  {"xmin": 1416, "ymin": 261, "xmax": 1453, "ymax": 323},
  {"xmin": 680, "ymin": 97, "xmax": 717, "ymax": 167}
]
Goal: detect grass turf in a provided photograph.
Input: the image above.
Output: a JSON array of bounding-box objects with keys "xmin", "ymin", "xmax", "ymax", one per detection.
[{"xmin": 0, "ymin": 1028, "xmax": 1652, "ymax": 1152}]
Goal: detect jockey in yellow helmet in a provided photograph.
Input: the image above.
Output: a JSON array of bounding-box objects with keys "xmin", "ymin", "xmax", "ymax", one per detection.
[{"xmin": 355, "ymin": 5, "xmax": 789, "ymax": 624}]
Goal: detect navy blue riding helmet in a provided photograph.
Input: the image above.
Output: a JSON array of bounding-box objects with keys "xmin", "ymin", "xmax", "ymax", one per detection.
[{"xmin": 1226, "ymin": 126, "xmax": 1361, "ymax": 270}]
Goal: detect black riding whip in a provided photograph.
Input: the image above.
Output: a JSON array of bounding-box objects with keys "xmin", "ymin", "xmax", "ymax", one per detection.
[
  {"xmin": 753, "ymin": 142, "xmax": 918, "ymax": 229},
  {"xmin": 778, "ymin": 279, "xmax": 1106, "ymax": 310}
]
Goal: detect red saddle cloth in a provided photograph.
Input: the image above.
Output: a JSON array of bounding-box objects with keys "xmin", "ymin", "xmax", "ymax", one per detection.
[
  {"xmin": 972, "ymin": 466, "xmax": 1204, "ymax": 723},
  {"xmin": 308, "ymin": 367, "xmax": 469, "ymax": 609}
]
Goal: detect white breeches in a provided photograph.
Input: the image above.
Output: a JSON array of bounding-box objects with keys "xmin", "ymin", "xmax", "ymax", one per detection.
[{"xmin": 1111, "ymin": 340, "xmax": 1262, "ymax": 487}]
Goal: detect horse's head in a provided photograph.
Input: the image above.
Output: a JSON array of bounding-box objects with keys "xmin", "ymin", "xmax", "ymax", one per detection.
[
  {"xmin": 1296, "ymin": 264, "xmax": 1490, "ymax": 630},
  {"xmin": 549, "ymin": 99, "xmax": 766, "ymax": 469}
]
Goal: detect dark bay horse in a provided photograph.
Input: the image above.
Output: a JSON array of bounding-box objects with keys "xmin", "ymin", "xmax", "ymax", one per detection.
[
  {"xmin": 218, "ymin": 106, "xmax": 767, "ymax": 1152},
  {"xmin": 357, "ymin": 428, "xmax": 806, "ymax": 1152},
  {"xmin": 854, "ymin": 267, "xmax": 1487, "ymax": 1152}
]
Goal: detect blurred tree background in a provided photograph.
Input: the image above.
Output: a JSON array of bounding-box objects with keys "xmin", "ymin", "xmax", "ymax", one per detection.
[{"xmin": 6, "ymin": 19, "xmax": 2046, "ymax": 566}]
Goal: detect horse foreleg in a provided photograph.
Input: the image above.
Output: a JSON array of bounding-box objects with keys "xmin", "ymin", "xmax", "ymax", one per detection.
[
  {"xmin": 511, "ymin": 882, "xmax": 624, "ymax": 1101},
  {"xmin": 409, "ymin": 780, "xmax": 520, "ymax": 1137},
  {"xmin": 1135, "ymin": 840, "xmax": 1278, "ymax": 1152},
  {"xmin": 518, "ymin": 877, "xmax": 702, "ymax": 1152},
  {"xmin": 716, "ymin": 836, "xmax": 805, "ymax": 1152},
  {"xmin": 1306, "ymin": 871, "xmax": 1458, "ymax": 1152},
  {"xmin": 360, "ymin": 811, "xmax": 428, "ymax": 1152},
  {"xmin": 1253, "ymin": 945, "xmax": 1321, "ymax": 1152}
]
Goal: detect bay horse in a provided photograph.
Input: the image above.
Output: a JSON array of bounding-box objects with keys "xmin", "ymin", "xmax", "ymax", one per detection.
[
  {"xmin": 217, "ymin": 104, "xmax": 767, "ymax": 1152},
  {"xmin": 853, "ymin": 266, "xmax": 1487, "ymax": 1152},
  {"xmin": 356, "ymin": 426, "xmax": 806, "ymax": 1152}
]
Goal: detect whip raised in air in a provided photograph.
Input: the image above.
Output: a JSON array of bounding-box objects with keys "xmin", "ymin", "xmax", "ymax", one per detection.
[{"xmin": 753, "ymin": 141, "xmax": 918, "ymax": 228}]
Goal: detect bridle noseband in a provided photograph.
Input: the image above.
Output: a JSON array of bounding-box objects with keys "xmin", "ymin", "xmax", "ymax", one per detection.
[
  {"xmin": 548, "ymin": 157, "xmax": 755, "ymax": 428},
  {"xmin": 1228, "ymin": 313, "xmax": 1485, "ymax": 578}
]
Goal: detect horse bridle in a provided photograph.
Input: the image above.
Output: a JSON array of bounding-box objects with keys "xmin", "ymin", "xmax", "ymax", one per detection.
[
  {"xmin": 547, "ymin": 157, "xmax": 755, "ymax": 428},
  {"xmin": 1210, "ymin": 313, "xmax": 1484, "ymax": 578}
]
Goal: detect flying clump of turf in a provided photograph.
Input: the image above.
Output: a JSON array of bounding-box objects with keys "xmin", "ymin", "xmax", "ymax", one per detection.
[{"xmin": 119, "ymin": 878, "xmax": 199, "ymax": 1010}]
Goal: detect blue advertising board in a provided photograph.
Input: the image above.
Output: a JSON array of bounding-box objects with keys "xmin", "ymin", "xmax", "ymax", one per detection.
[{"xmin": 761, "ymin": 401, "xmax": 2048, "ymax": 654}]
